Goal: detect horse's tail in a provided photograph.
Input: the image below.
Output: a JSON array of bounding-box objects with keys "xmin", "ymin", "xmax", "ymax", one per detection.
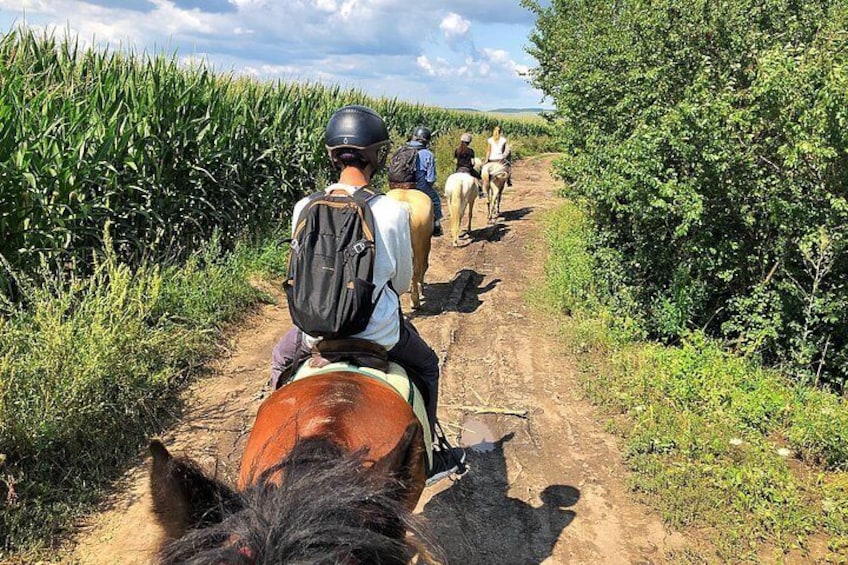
[
  {"xmin": 481, "ymin": 166, "xmax": 491, "ymax": 195},
  {"xmin": 447, "ymin": 176, "xmax": 462, "ymax": 243}
]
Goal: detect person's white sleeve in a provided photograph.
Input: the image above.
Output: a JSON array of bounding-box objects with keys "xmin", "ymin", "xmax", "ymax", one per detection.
[
  {"xmin": 391, "ymin": 207, "xmax": 413, "ymax": 293},
  {"xmin": 290, "ymin": 198, "xmax": 307, "ymax": 238},
  {"xmin": 504, "ymin": 140, "xmax": 512, "ymax": 159}
]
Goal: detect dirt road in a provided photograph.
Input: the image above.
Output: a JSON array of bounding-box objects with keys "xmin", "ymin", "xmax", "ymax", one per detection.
[{"xmin": 68, "ymin": 155, "xmax": 686, "ymax": 564}]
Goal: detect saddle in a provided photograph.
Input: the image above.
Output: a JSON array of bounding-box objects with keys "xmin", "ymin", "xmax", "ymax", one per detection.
[
  {"xmin": 287, "ymin": 341, "xmax": 434, "ymax": 471},
  {"xmin": 307, "ymin": 338, "xmax": 389, "ymax": 372}
]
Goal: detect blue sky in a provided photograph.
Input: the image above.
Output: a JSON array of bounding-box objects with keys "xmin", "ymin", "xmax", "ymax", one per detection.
[{"xmin": 0, "ymin": 0, "xmax": 551, "ymax": 110}]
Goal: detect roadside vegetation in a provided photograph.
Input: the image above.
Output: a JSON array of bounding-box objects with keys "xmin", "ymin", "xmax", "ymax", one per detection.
[
  {"xmin": 541, "ymin": 202, "xmax": 848, "ymax": 561},
  {"xmin": 0, "ymin": 28, "xmax": 552, "ymax": 554},
  {"xmin": 527, "ymin": 0, "xmax": 848, "ymax": 561}
]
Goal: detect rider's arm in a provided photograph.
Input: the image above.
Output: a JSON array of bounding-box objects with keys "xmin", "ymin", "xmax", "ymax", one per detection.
[
  {"xmin": 421, "ymin": 150, "xmax": 436, "ymax": 184},
  {"xmin": 388, "ymin": 207, "xmax": 413, "ymax": 294},
  {"xmin": 290, "ymin": 197, "xmax": 309, "ymax": 237}
]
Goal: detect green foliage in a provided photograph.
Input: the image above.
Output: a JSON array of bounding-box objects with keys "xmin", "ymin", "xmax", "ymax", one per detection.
[
  {"xmin": 0, "ymin": 232, "xmax": 288, "ymax": 552},
  {"xmin": 542, "ymin": 202, "xmax": 848, "ymax": 560},
  {"xmin": 524, "ymin": 0, "xmax": 848, "ymax": 387},
  {"xmin": 0, "ymin": 28, "xmax": 550, "ymax": 300}
]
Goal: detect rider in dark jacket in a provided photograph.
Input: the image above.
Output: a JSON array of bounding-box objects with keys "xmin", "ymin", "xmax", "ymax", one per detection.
[{"xmin": 454, "ymin": 132, "xmax": 481, "ymax": 180}]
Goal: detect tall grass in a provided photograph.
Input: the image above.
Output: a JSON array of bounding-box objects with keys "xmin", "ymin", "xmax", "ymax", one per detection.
[
  {"xmin": 0, "ymin": 229, "xmax": 289, "ymax": 553},
  {"xmin": 0, "ymin": 28, "xmax": 550, "ymax": 300}
]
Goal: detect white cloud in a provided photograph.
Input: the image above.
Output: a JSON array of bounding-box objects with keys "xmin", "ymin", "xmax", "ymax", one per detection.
[
  {"xmin": 417, "ymin": 54, "xmax": 435, "ymax": 76},
  {"xmin": 440, "ymin": 12, "xmax": 470, "ymax": 38},
  {"xmin": 0, "ymin": 0, "xmax": 550, "ymax": 109}
]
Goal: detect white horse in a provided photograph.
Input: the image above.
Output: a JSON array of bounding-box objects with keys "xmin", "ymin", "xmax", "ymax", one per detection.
[
  {"xmin": 444, "ymin": 158, "xmax": 483, "ymax": 247},
  {"xmin": 481, "ymin": 161, "xmax": 509, "ymax": 224}
]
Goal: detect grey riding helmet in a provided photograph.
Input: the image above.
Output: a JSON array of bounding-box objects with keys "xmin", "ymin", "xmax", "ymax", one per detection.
[
  {"xmin": 460, "ymin": 133, "xmax": 472, "ymax": 143},
  {"xmin": 411, "ymin": 125, "xmax": 432, "ymax": 144},
  {"xmin": 324, "ymin": 105, "xmax": 391, "ymax": 171}
]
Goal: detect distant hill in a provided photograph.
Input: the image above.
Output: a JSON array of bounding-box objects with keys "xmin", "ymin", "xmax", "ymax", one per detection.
[
  {"xmin": 450, "ymin": 107, "xmax": 551, "ymax": 115},
  {"xmin": 488, "ymin": 107, "xmax": 550, "ymax": 114}
]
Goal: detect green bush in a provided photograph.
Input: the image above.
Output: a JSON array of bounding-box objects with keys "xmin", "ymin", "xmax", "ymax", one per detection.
[
  {"xmin": 525, "ymin": 0, "xmax": 848, "ymax": 387},
  {"xmin": 542, "ymin": 201, "xmax": 848, "ymax": 559}
]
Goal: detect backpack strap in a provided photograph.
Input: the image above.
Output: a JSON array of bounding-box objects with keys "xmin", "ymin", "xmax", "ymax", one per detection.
[{"xmin": 351, "ymin": 185, "xmax": 380, "ymax": 206}]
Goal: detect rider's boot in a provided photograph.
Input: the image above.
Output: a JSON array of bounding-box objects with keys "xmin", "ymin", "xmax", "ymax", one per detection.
[
  {"xmin": 433, "ymin": 219, "xmax": 444, "ymax": 237},
  {"xmin": 426, "ymin": 420, "xmax": 467, "ymax": 486}
]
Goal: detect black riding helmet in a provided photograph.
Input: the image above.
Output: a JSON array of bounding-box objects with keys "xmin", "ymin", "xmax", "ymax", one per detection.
[
  {"xmin": 324, "ymin": 105, "xmax": 391, "ymax": 171},
  {"xmin": 411, "ymin": 125, "xmax": 432, "ymax": 145}
]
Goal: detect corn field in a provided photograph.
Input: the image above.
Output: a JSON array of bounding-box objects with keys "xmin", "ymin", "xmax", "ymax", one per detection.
[{"xmin": 0, "ymin": 29, "xmax": 549, "ymax": 301}]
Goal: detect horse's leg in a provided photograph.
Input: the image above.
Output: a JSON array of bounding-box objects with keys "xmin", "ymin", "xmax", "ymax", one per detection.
[
  {"xmin": 496, "ymin": 179, "xmax": 505, "ymax": 218},
  {"xmin": 410, "ymin": 269, "xmax": 420, "ymax": 309},
  {"xmin": 448, "ymin": 188, "xmax": 461, "ymax": 247},
  {"xmin": 488, "ymin": 186, "xmax": 496, "ymax": 224},
  {"xmin": 484, "ymin": 182, "xmax": 495, "ymax": 224},
  {"xmin": 467, "ymin": 189, "xmax": 474, "ymax": 234},
  {"xmin": 456, "ymin": 197, "xmax": 466, "ymax": 245}
]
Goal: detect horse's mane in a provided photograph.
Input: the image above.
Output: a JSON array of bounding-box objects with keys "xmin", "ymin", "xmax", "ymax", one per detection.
[{"xmin": 157, "ymin": 438, "xmax": 443, "ymax": 565}]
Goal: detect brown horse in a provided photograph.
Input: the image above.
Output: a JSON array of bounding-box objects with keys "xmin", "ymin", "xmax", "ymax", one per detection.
[{"xmin": 148, "ymin": 371, "xmax": 442, "ymax": 564}]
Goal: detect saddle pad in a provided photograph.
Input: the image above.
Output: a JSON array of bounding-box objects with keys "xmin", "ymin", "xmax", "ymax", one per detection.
[{"xmin": 291, "ymin": 361, "xmax": 433, "ymax": 470}]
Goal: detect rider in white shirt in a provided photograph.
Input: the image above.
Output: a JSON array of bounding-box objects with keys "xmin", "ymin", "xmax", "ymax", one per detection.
[
  {"xmin": 270, "ymin": 105, "xmax": 466, "ymax": 484},
  {"xmin": 485, "ymin": 125, "xmax": 513, "ymax": 186}
]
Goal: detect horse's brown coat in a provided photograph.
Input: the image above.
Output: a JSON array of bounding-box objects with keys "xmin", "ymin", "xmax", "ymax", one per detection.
[{"xmin": 238, "ymin": 373, "xmax": 427, "ymax": 510}]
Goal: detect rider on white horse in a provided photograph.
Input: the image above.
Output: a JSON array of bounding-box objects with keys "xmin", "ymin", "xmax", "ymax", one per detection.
[{"xmin": 454, "ymin": 132, "xmax": 484, "ymax": 198}]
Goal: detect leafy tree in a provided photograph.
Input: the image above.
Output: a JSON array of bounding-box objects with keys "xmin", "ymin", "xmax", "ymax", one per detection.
[{"xmin": 524, "ymin": 0, "xmax": 848, "ymax": 387}]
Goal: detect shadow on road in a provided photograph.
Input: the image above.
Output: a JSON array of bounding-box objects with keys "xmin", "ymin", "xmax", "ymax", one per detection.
[
  {"xmin": 465, "ymin": 222, "xmax": 509, "ymax": 244},
  {"xmin": 413, "ymin": 269, "xmax": 500, "ymax": 316},
  {"xmin": 422, "ymin": 433, "xmax": 579, "ymax": 564},
  {"xmin": 499, "ymin": 206, "xmax": 534, "ymax": 222}
]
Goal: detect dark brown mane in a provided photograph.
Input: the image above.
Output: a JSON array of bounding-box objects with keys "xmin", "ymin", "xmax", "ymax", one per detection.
[{"xmin": 156, "ymin": 438, "xmax": 443, "ymax": 565}]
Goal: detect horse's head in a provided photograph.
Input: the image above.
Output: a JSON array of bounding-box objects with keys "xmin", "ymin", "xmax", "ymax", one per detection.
[
  {"xmin": 150, "ymin": 436, "xmax": 442, "ymax": 564},
  {"xmin": 149, "ymin": 373, "xmax": 443, "ymax": 564},
  {"xmin": 148, "ymin": 439, "xmax": 241, "ymax": 541},
  {"xmin": 472, "ymin": 157, "xmax": 483, "ymax": 172}
]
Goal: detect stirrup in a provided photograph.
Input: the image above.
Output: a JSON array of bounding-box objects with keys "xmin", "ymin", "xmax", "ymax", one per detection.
[{"xmin": 426, "ymin": 421, "xmax": 467, "ymax": 486}]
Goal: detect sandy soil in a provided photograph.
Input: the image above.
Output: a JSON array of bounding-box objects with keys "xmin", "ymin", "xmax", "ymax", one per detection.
[{"xmin": 64, "ymin": 155, "xmax": 688, "ymax": 564}]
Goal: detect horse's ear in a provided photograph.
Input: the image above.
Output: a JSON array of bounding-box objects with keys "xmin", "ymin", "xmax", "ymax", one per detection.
[
  {"xmin": 371, "ymin": 422, "xmax": 426, "ymax": 507},
  {"xmin": 148, "ymin": 439, "xmax": 241, "ymax": 539}
]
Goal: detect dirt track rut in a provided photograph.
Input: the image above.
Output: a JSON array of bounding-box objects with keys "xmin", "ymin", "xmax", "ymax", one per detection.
[{"xmin": 68, "ymin": 155, "xmax": 687, "ymax": 564}]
